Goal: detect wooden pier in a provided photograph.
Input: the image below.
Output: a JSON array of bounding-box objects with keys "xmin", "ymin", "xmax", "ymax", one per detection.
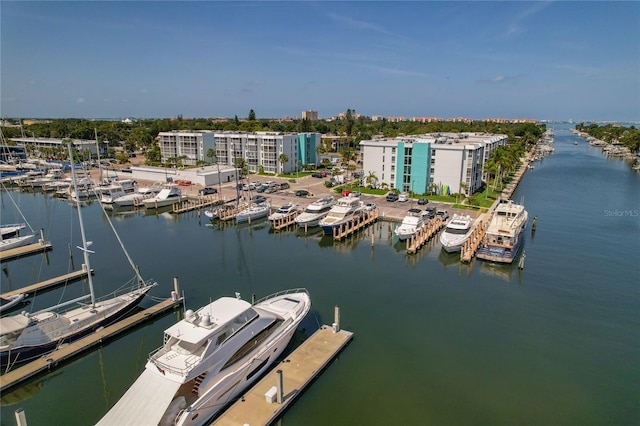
[
  {"xmin": 0, "ymin": 240, "xmax": 52, "ymax": 263},
  {"xmin": 460, "ymin": 220, "xmax": 487, "ymax": 263},
  {"xmin": 332, "ymin": 209, "xmax": 379, "ymax": 240},
  {"xmin": 172, "ymin": 196, "xmax": 222, "ymax": 214},
  {"xmin": 0, "ymin": 269, "xmax": 89, "ymax": 298},
  {"xmin": 0, "ymin": 296, "xmax": 183, "ymax": 393},
  {"xmin": 271, "ymin": 211, "xmax": 299, "ymax": 231},
  {"xmin": 406, "ymin": 216, "xmax": 444, "ymax": 254},
  {"xmin": 212, "ymin": 325, "xmax": 353, "ymax": 426},
  {"xmin": 218, "ymin": 203, "xmax": 247, "ymax": 221}
]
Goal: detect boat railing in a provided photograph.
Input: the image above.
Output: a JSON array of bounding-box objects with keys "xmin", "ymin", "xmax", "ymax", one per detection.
[{"xmin": 253, "ymin": 287, "xmax": 309, "ymax": 305}]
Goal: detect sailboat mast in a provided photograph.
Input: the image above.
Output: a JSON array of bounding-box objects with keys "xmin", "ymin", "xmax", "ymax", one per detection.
[{"xmin": 67, "ymin": 142, "xmax": 96, "ymax": 307}]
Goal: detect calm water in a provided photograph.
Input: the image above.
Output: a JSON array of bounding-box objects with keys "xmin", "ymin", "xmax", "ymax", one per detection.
[{"xmin": 1, "ymin": 124, "xmax": 638, "ymax": 425}]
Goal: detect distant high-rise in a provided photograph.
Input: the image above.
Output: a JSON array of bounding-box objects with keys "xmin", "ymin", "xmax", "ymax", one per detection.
[{"xmin": 301, "ymin": 110, "xmax": 318, "ymax": 120}]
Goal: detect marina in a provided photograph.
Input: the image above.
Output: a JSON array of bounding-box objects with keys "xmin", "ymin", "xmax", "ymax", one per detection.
[{"xmin": 0, "ymin": 124, "xmax": 638, "ymax": 425}]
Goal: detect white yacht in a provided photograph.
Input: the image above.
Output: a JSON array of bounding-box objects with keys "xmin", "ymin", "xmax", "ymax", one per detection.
[
  {"xmin": 142, "ymin": 186, "xmax": 187, "ymax": 209},
  {"xmin": 113, "ymin": 184, "xmax": 163, "ymax": 207},
  {"xmin": 294, "ymin": 196, "xmax": 335, "ymax": 227},
  {"xmin": 318, "ymin": 196, "xmax": 364, "ymax": 235},
  {"xmin": 477, "ymin": 200, "xmax": 528, "ymax": 263},
  {"xmin": 268, "ymin": 202, "xmax": 298, "ymax": 222},
  {"xmin": 100, "ymin": 181, "xmax": 137, "ymax": 204},
  {"xmin": 97, "ymin": 289, "xmax": 311, "ymax": 426},
  {"xmin": 236, "ymin": 201, "xmax": 271, "ymax": 223},
  {"xmin": 394, "ymin": 208, "xmax": 426, "ymax": 241},
  {"xmin": 439, "ymin": 214, "xmax": 474, "ymax": 252}
]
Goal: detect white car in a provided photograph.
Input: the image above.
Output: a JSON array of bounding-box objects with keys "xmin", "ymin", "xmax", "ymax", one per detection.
[
  {"xmin": 398, "ymin": 192, "xmax": 409, "ymax": 202},
  {"xmin": 364, "ymin": 202, "xmax": 376, "ymax": 211}
]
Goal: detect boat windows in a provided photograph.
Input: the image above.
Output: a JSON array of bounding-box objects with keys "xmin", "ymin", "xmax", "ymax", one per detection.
[{"xmin": 221, "ymin": 319, "xmax": 283, "ymax": 370}]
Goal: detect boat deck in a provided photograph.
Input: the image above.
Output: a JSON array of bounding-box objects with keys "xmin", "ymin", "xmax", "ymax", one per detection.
[
  {"xmin": 0, "ymin": 296, "xmax": 183, "ymax": 393},
  {"xmin": 212, "ymin": 325, "xmax": 353, "ymax": 426}
]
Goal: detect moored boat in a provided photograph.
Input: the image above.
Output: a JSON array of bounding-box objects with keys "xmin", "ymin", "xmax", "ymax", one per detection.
[
  {"xmin": 236, "ymin": 201, "xmax": 271, "ymax": 223},
  {"xmin": 439, "ymin": 214, "xmax": 474, "ymax": 252},
  {"xmin": 394, "ymin": 208, "xmax": 426, "ymax": 241},
  {"xmin": 476, "ymin": 199, "xmax": 528, "ymax": 263},
  {"xmin": 294, "ymin": 196, "xmax": 335, "ymax": 227},
  {"xmin": 268, "ymin": 202, "xmax": 298, "ymax": 222},
  {"xmin": 97, "ymin": 288, "xmax": 311, "ymax": 426},
  {"xmin": 318, "ymin": 196, "xmax": 364, "ymax": 235},
  {"xmin": 142, "ymin": 186, "xmax": 187, "ymax": 209}
]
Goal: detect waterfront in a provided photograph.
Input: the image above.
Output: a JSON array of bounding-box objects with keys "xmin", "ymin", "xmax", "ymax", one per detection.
[{"xmin": 1, "ymin": 124, "xmax": 639, "ymax": 425}]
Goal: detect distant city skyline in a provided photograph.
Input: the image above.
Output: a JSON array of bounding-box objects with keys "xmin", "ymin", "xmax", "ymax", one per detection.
[{"xmin": 2, "ymin": 1, "xmax": 638, "ymax": 122}]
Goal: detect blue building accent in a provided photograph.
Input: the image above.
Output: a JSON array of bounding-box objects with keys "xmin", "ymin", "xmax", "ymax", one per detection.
[
  {"xmin": 298, "ymin": 133, "xmax": 320, "ymax": 166},
  {"xmin": 394, "ymin": 139, "xmax": 431, "ymax": 193}
]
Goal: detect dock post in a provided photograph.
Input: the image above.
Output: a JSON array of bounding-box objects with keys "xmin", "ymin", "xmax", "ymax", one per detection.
[
  {"xmin": 39, "ymin": 228, "xmax": 45, "ymax": 245},
  {"xmin": 333, "ymin": 305, "xmax": 340, "ymax": 333},
  {"xmin": 251, "ymin": 293, "xmax": 256, "ymax": 304},
  {"xmin": 173, "ymin": 276, "xmax": 179, "ymax": 298},
  {"xmin": 276, "ymin": 369, "xmax": 284, "ymax": 404},
  {"xmin": 15, "ymin": 408, "xmax": 27, "ymax": 426},
  {"xmin": 371, "ymin": 232, "xmax": 375, "ymax": 247},
  {"xmin": 518, "ymin": 252, "xmax": 526, "ymax": 270},
  {"xmin": 531, "ymin": 216, "xmax": 537, "ymax": 234}
]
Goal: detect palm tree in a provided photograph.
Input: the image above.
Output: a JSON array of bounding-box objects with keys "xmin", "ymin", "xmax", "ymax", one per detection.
[
  {"xmin": 278, "ymin": 154, "xmax": 288, "ymax": 175},
  {"xmin": 365, "ymin": 171, "xmax": 378, "ymax": 189}
]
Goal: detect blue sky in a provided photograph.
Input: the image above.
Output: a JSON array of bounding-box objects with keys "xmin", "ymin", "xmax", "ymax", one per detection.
[{"xmin": 2, "ymin": 1, "xmax": 638, "ymax": 121}]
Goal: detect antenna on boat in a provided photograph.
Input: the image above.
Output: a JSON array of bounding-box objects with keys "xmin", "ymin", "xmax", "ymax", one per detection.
[{"xmin": 68, "ymin": 142, "xmax": 96, "ymax": 308}]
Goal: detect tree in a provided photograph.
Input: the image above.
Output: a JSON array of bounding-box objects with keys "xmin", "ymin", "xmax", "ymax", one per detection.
[
  {"xmin": 234, "ymin": 157, "xmax": 247, "ymax": 176},
  {"xmin": 248, "ymin": 109, "xmax": 256, "ymax": 121},
  {"xmin": 206, "ymin": 148, "xmax": 216, "ymax": 164},
  {"xmin": 278, "ymin": 154, "xmax": 288, "ymax": 174},
  {"xmin": 365, "ymin": 171, "xmax": 378, "ymax": 188}
]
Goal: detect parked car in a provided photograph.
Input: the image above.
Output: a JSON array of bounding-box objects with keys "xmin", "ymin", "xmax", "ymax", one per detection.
[
  {"xmin": 278, "ymin": 182, "xmax": 290, "ymax": 190},
  {"xmin": 417, "ymin": 197, "xmax": 428, "ymax": 205},
  {"xmin": 398, "ymin": 192, "xmax": 409, "ymax": 202},
  {"xmin": 256, "ymin": 185, "xmax": 267, "ymax": 193},
  {"xmin": 312, "ymin": 172, "xmax": 323, "ymax": 178},
  {"xmin": 423, "ymin": 207, "xmax": 436, "ymax": 219},
  {"xmin": 364, "ymin": 202, "xmax": 376, "ymax": 211},
  {"xmin": 350, "ymin": 191, "xmax": 361, "ymax": 197},
  {"xmin": 264, "ymin": 181, "xmax": 276, "ymax": 188},
  {"xmin": 265, "ymin": 186, "xmax": 278, "ymax": 194},
  {"xmin": 198, "ymin": 187, "xmax": 218, "ymax": 195},
  {"xmin": 251, "ymin": 195, "xmax": 267, "ymax": 203},
  {"xmin": 250, "ymin": 181, "xmax": 261, "ymax": 187},
  {"xmin": 386, "ymin": 192, "xmax": 399, "ymax": 202},
  {"xmin": 295, "ymin": 189, "xmax": 310, "ymax": 197},
  {"xmin": 341, "ymin": 189, "xmax": 351, "ymax": 197},
  {"xmin": 436, "ymin": 208, "xmax": 449, "ymax": 221}
]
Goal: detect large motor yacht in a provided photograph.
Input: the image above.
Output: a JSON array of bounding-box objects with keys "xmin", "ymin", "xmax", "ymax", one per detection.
[
  {"xmin": 318, "ymin": 196, "xmax": 364, "ymax": 235},
  {"xmin": 98, "ymin": 289, "xmax": 311, "ymax": 426},
  {"xmin": 294, "ymin": 196, "xmax": 335, "ymax": 227}
]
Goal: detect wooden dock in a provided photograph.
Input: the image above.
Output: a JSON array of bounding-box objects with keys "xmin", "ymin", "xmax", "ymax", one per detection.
[
  {"xmin": 0, "ymin": 297, "xmax": 183, "ymax": 393},
  {"xmin": 332, "ymin": 209, "xmax": 379, "ymax": 240},
  {"xmin": 406, "ymin": 216, "xmax": 444, "ymax": 254},
  {"xmin": 172, "ymin": 196, "xmax": 222, "ymax": 214},
  {"xmin": 0, "ymin": 269, "xmax": 89, "ymax": 298},
  {"xmin": 271, "ymin": 211, "xmax": 299, "ymax": 231},
  {"xmin": 212, "ymin": 325, "xmax": 354, "ymax": 426},
  {"xmin": 460, "ymin": 220, "xmax": 488, "ymax": 263},
  {"xmin": 218, "ymin": 203, "xmax": 247, "ymax": 221},
  {"xmin": 0, "ymin": 240, "xmax": 52, "ymax": 262}
]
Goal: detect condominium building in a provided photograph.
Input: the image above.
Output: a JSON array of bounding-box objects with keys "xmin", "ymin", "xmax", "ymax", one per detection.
[
  {"xmin": 359, "ymin": 133, "xmax": 508, "ymax": 195},
  {"xmin": 157, "ymin": 131, "xmax": 321, "ymax": 174},
  {"xmin": 301, "ymin": 110, "xmax": 318, "ymax": 120}
]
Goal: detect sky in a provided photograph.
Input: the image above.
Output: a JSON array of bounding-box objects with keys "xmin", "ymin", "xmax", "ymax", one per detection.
[{"xmin": 1, "ymin": 1, "xmax": 639, "ymax": 122}]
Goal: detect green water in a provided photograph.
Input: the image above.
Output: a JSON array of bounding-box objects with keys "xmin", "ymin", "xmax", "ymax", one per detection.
[{"xmin": 1, "ymin": 124, "xmax": 638, "ymax": 425}]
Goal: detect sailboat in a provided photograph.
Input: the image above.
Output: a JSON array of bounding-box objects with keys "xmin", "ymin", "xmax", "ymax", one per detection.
[
  {"xmin": 0, "ymin": 144, "xmax": 157, "ymax": 369},
  {"xmin": 0, "ymin": 184, "xmax": 36, "ymax": 251}
]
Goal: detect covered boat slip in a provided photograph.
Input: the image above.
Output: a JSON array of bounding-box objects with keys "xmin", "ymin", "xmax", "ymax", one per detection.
[{"xmin": 97, "ymin": 369, "xmax": 182, "ymax": 426}]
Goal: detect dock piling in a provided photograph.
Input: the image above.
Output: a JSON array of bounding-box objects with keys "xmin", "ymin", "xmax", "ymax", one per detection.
[
  {"xmin": 15, "ymin": 408, "xmax": 27, "ymax": 426},
  {"xmin": 334, "ymin": 305, "xmax": 340, "ymax": 332},
  {"xmin": 276, "ymin": 369, "xmax": 284, "ymax": 404}
]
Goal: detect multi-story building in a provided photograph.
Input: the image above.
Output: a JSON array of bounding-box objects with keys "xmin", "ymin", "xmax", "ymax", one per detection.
[
  {"xmin": 360, "ymin": 133, "xmax": 508, "ymax": 196},
  {"xmin": 157, "ymin": 130, "xmax": 216, "ymax": 166},
  {"xmin": 301, "ymin": 110, "xmax": 318, "ymax": 120},
  {"xmin": 157, "ymin": 131, "xmax": 318, "ymax": 174},
  {"xmin": 7, "ymin": 137, "xmax": 106, "ymax": 158}
]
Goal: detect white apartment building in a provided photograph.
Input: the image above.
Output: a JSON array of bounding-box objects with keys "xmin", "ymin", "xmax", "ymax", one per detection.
[
  {"xmin": 157, "ymin": 131, "xmax": 321, "ymax": 175},
  {"xmin": 360, "ymin": 133, "xmax": 508, "ymax": 196}
]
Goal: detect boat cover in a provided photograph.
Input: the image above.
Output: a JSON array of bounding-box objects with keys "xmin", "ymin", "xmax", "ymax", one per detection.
[
  {"xmin": 0, "ymin": 314, "xmax": 29, "ymax": 334},
  {"xmin": 97, "ymin": 369, "xmax": 181, "ymax": 425}
]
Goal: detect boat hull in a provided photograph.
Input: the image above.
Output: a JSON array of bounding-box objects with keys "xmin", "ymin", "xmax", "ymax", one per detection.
[
  {"xmin": 0, "ymin": 287, "xmax": 151, "ymax": 368},
  {"xmin": 476, "ymin": 231, "xmax": 525, "ymax": 263}
]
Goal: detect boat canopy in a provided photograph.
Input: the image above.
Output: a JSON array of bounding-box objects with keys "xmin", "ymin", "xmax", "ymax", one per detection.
[
  {"xmin": 96, "ymin": 369, "xmax": 182, "ymax": 426},
  {"xmin": 0, "ymin": 314, "xmax": 30, "ymax": 334}
]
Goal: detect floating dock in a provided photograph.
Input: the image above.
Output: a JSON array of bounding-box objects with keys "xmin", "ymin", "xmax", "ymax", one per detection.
[
  {"xmin": 0, "ymin": 240, "xmax": 52, "ymax": 262},
  {"xmin": 0, "ymin": 296, "xmax": 183, "ymax": 393},
  {"xmin": 212, "ymin": 325, "xmax": 353, "ymax": 426},
  {"xmin": 0, "ymin": 269, "xmax": 89, "ymax": 298},
  {"xmin": 172, "ymin": 196, "xmax": 222, "ymax": 214},
  {"xmin": 332, "ymin": 209, "xmax": 379, "ymax": 240},
  {"xmin": 406, "ymin": 216, "xmax": 444, "ymax": 254}
]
